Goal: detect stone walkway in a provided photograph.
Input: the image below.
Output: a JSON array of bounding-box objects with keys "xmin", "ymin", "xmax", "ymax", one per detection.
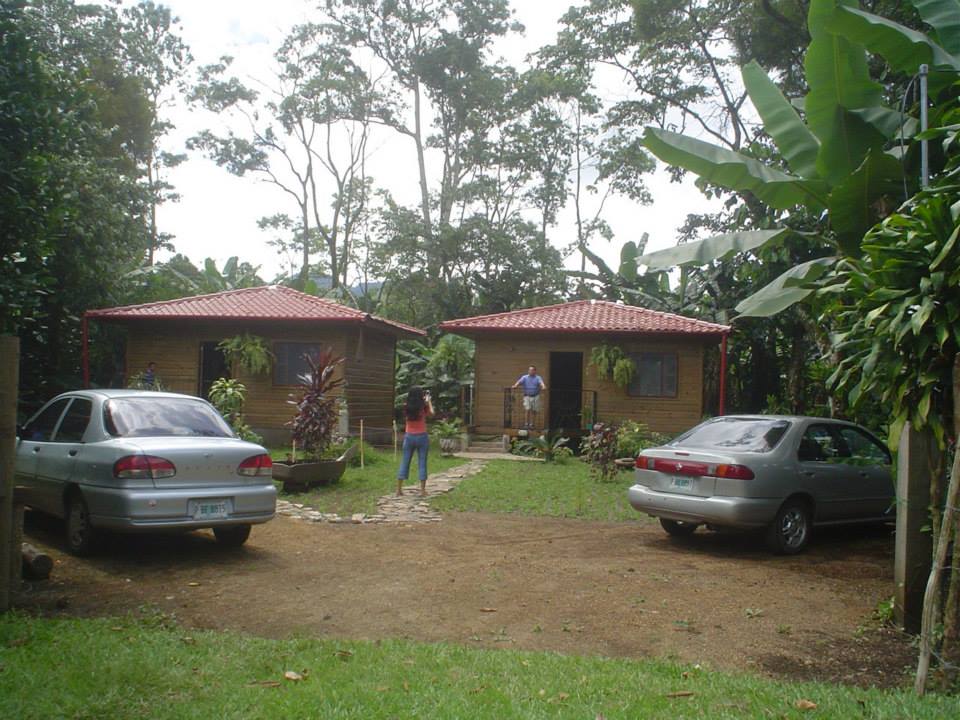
[{"xmin": 275, "ymin": 459, "xmax": 488, "ymax": 525}]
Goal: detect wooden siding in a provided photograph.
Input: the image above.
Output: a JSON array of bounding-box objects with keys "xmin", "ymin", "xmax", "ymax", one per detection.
[
  {"xmin": 123, "ymin": 321, "xmax": 397, "ymax": 437},
  {"xmin": 472, "ymin": 333, "xmax": 710, "ymax": 435},
  {"xmin": 344, "ymin": 328, "xmax": 396, "ymax": 433}
]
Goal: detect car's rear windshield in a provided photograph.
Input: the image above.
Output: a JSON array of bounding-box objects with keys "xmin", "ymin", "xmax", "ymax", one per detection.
[
  {"xmin": 669, "ymin": 418, "xmax": 791, "ymax": 453},
  {"xmin": 104, "ymin": 398, "xmax": 234, "ymax": 438}
]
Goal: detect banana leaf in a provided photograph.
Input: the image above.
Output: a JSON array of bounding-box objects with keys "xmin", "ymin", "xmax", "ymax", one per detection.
[
  {"xmin": 642, "ymin": 128, "xmax": 828, "ymax": 210},
  {"xmin": 636, "ymin": 229, "xmax": 792, "ymax": 271},
  {"xmin": 742, "ymin": 61, "xmax": 819, "ymax": 179},
  {"xmin": 805, "ymin": 0, "xmax": 886, "ymax": 185},
  {"xmin": 734, "ymin": 256, "xmax": 836, "ymax": 318},
  {"xmin": 826, "ymin": 5, "xmax": 960, "ymax": 77},
  {"xmin": 828, "ymin": 149, "xmax": 905, "ymax": 255},
  {"xmin": 913, "ymin": 0, "xmax": 960, "ymax": 56}
]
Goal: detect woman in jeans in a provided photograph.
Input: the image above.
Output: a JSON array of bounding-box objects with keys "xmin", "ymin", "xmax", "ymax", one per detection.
[{"xmin": 397, "ymin": 386, "xmax": 434, "ymax": 496}]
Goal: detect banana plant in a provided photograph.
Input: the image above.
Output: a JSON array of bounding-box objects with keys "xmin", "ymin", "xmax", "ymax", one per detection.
[{"xmin": 637, "ymin": 0, "xmax": 960, "ymax": 318}]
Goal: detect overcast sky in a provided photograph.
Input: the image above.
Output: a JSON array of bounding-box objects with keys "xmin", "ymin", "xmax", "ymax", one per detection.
[{"xmin": 149, "ymin": 0, "xmax": 719, "ymax": 282}]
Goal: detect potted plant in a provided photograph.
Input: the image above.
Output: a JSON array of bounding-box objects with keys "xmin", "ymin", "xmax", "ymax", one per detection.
[
  {"xmin": 431, "ymin": 417, "xmax": 464, "ymax": 456},
  {"xmin": 272, "ymin": 349, "xmax": 351, "ymax": 492}
]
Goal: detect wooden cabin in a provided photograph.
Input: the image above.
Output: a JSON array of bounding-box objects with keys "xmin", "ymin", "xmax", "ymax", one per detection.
[
  {"xmin": 439, "ymin": 300, "xmax": 730, "ymax": 437},
  {"xmin": 83, "ymin": 285, "xmax": 425, "ymax": 444}
]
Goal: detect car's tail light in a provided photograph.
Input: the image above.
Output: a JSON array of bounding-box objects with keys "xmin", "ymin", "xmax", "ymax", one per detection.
[
  {"xmin": 114, "ymin": 454, "xmax": 176, "ymax": 479},
  {"xmin": 238, "ymin": 454, "xmax": 273, "ymax": 477},
  {"xmin": 714, "ymin": 463, "xmax": 755, "ymax": 480},
  {"xmin": 635, "ymin": 454, "xmax": 754, "ymax": 480}
]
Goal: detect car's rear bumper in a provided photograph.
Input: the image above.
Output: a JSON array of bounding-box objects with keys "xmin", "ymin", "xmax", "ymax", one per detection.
[
  {"xmin": 85, "ymin": 484, "xmax": 277, "ymax": 530},
  {"xmin": 627, "ymin": 483, "xmax": 780, "ymax": 528}
]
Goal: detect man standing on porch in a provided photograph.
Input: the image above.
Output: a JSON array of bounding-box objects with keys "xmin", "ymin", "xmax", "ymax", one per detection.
[{"xmin": 512, "ymin": 365, "xmax": 546, "ymax": 429}]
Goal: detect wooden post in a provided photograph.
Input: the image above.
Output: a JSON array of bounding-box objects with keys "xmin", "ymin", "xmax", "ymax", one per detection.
[
  {"xmin": 894, "ymin": 422, "xmax": 936, "ymax": 633},
  {"xmin": 0, "ymin": 335, "xmax": 20, "ymax": 611},
  {"xmin": 359, "ymin": 419, "xmax": 365, "ymax": 469}
]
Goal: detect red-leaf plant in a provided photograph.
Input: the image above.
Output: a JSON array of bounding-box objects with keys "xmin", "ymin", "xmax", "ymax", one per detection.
[{"xmin": 287, "ymin": 348, "xmax": 345, "ymax": 461}]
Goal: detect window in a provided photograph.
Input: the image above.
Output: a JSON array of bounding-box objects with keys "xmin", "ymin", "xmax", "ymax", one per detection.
[
  {"xmin": 627, "ymin": 353, "xmax": 678, "ymax": 397},
  {"xmin": 104, "ymin": 397, "xmax": 233, "ymax": 438},
  {"xmin": 55, "ymin": 398, "xmax": 92, "ymax": 442},
  {"xmin": 798, "ymin": 424, "xmax": 844, "ymax": 462},
  {"xmin": 837, "ymin": 426, "xmax": 891, "ymax": 465},
  {"xmin": 671, "ymin": 418, "xmax": 790, "ymax": 453},
  {"xmin": 21, "ymin": 398, "xmax": 71, "ymax": 442},
  {"xmin": 274, "ymin": 342, "xmax": 321, "ymax": 386}
]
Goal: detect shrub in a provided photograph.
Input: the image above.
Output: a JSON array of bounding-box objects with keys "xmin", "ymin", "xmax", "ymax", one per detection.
[
  {"xmin": 514, "ymin": 429, "xmax": 572, "ymax": 463},
  {"xmin": 615, "ymin": 420, "xmax": 667, "ymax": 458},
  {"xmin": 583, "ymin": 422, "xmax": 620, "ymax": 482},
  {"xmin": 208, "ymin": 377, "xmax": 262, "ymax": 444}
]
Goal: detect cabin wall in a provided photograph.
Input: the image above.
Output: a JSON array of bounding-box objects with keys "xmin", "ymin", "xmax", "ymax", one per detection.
[
  {"xmin": 344, "ymin": 328, "xmax": 396, "ymax": 441},
  {"xmin": 472, "ymin": 333, "xmax": 710, "ymax": 436},
  {"xmin": 123, "ymin": 321, "xmax": 397, "ymax": 445}
]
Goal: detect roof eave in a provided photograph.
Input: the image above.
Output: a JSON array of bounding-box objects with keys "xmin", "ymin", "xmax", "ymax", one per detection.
[{"xmin": 438, "ymin": 325, "xmax": 729, "ymax": 338}]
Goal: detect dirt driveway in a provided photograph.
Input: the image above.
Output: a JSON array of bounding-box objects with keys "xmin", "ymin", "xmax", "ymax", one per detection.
[{"xmin": 18, "ymin": 506, "xmax": 914, "ymax": 689}]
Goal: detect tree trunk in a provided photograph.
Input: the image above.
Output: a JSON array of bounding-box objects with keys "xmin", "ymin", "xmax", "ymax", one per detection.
[
  {"xmin": 938, "ymin": 354, "xmax": 960, "ymax": 687},
  {"xmin": 915, "ymin": 354, "xmax": 960, "ymax": 693},
  {"xmin": 412, "ymin": 78, "xmax": 433, "ymax": 261}
]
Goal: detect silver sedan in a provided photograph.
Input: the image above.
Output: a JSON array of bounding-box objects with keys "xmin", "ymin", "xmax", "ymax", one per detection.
[
  {"xmin": 16, "ymin": 389, "xmax": 276, "ymax": 555},
  {"xmin": 627, "ymin": 416, "xmax": 894, "ymax": 553}
]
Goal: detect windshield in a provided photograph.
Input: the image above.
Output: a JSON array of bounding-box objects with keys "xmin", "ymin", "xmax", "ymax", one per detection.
[
  {"xmin": 669, "ymin": 418, "xmax": 790, "ymax": 453},
  {"xmin": 104, "ymin": 397, "xmax": 234, "ymax": 438}
]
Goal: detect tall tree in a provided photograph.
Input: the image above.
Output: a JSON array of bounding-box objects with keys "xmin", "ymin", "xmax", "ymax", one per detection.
[
  {"xmin": 1, "ymin": 0, "xmax": 154, "ymax": 401},
  {"xmin": 20, "ymin": 0, "xmax": 190, "ymax": 264},
  {"xmin": 189, "ymin": 24, "xmax": 376, "ymax": 289}
]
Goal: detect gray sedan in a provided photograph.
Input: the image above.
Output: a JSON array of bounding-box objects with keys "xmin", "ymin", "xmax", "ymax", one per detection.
[
  {"xmin": 627, "ymin": 416, "xmax": 894, "ymax": 553},
  {"xmin": 16, "ymin": 389, "xmax": 276, "ymax": 555}
]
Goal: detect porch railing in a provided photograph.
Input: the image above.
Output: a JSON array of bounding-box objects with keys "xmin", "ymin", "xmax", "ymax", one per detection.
[{"xmin": 502, "ymin": 387, "xmax": 597, "ymax": 432}]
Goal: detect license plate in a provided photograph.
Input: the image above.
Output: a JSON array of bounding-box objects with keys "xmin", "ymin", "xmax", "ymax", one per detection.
[
  {"xmin": 670, "ymin": 476, "xmax": 692, "ymax": 490},
  {"xmin": 194, "ymin": 501, "xmax": 229, "ymax": 520}
]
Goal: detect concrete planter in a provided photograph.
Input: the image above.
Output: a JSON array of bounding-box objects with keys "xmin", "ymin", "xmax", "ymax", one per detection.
[
  {"xmin": 273, "ymin": 459, "xmax": 347, "ymax": 492},
  {"xmin": 438, "ymin": 437, "xmax": 461, "ymax": 456}
]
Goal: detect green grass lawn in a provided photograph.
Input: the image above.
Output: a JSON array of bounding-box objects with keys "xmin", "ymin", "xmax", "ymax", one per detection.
[
  {"xmin": 2, "ymin": 612, "xmax": 955, "ymax": 719},
  {"xmin": 270, "ymin": 446, "xmax": 466, "ymax": 516},
  {"xmin": 432, "ymin": 458, "xmax": 645, "ymax": 523}
]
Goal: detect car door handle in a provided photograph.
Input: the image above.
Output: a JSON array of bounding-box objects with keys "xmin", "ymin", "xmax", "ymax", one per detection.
[
  {"xmin": 32, "ymin": 447, "xmax": 41, "ymax": 454},
  {"xmin": 801, "ymin": 470, "xmax": 815, "ymax": 478},
  {"xmin": 68, "ymin": 450, "xmax": 78, "ymax": 457}
]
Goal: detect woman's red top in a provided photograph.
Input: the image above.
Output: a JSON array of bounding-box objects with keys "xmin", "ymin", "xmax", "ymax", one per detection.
[{"xmin": 405, "ymin": 410, "xmax": 428, "ymax": 434}]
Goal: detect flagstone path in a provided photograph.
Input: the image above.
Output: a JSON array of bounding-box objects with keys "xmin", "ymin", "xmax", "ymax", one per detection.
[{"xmin": 275, "ymin": 459, "xmax": 488, "ymax": 525}]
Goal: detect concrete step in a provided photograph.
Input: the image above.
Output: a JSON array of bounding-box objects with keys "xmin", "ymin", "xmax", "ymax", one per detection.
[{"xmin": 466, "ymin": 438, "xmax": 508, "ymax": 452}]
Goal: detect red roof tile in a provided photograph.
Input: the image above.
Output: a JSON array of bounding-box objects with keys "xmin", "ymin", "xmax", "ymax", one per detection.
[
  {"xmin": 86, "ymin": 285, "xmax": 424, "ymax": 337},
  {"xmin": 439, "ymin": 300, "xmax": 729, "ymax": 337}
]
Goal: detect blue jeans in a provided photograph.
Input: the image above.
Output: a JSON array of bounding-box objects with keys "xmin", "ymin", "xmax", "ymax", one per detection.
[{"xmin": 398, "ymin": 432, "xmax": 430, "ymax": 482}]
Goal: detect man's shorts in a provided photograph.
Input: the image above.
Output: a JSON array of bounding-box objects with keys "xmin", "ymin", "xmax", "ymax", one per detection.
[{"xmin": 523, "ymin": 394, "xmax": 541, "ymax": 412}]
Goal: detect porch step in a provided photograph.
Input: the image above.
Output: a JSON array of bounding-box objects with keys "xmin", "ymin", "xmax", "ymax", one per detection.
[{"xmin": 466, "ymin": 437, "xmax": 509, "ymax": 453}]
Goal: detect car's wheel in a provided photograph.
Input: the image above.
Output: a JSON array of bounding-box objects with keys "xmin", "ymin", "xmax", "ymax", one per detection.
[
  {"xmin": 766, "ymin": 500, "xmax": 811, "ymax": 554},
  {"xmin": 65, "ymin": 492, "xmax": 98, "ymax": 556},
  {"xmin": 659, "ymin": 518, "xmax": 699, "ymax": 537},
  {"xmin": 213, "ymin": 524, "xmax": 251, "ymax": 547}
]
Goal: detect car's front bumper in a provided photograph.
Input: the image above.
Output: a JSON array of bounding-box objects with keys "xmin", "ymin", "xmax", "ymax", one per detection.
[
  {"xmin": 85, "ymin": 483, "xmax": 277, "ymax": 530},
  {"xmin": 627, "ymin": 483, "xmax": 780, "ymax": 528}
]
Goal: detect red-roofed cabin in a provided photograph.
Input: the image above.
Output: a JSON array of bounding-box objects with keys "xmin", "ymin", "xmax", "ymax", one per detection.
[
  {"xmin": 83, "ymin": 285, "xmax": 425, "ymax": 444},
  {"xmin": 439, "ymin": 300, "xmax": 730, "ymax": 437}
]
